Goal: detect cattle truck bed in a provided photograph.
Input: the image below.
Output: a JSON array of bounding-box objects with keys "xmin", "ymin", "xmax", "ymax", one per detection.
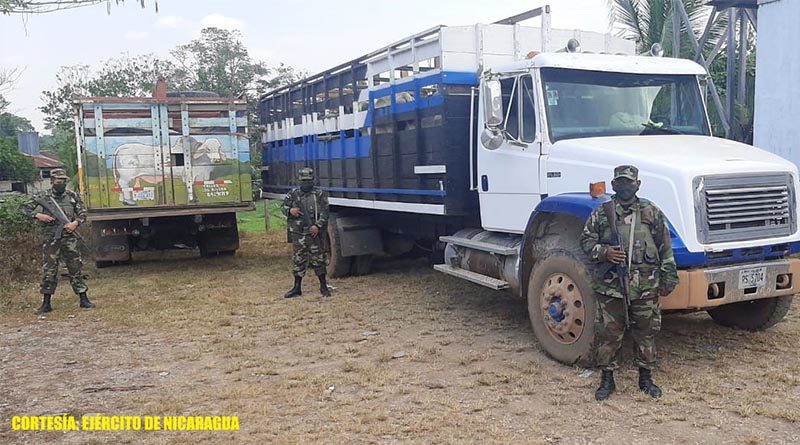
[
  {"xmin": 75, "ymin": 96, "xmax": 252, "ymax": 211},
  {"xmin": 259, "ymin": 23, "xmax": 631, "ymax": 217}
]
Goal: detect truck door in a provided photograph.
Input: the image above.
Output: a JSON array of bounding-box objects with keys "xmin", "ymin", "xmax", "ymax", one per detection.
[{"xmin": 478, "ymin": 73, "xmax": 543, "ymax": 233}]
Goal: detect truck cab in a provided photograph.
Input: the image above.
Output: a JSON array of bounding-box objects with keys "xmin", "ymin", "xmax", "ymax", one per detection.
[{"xmin": 468, "ymin": 50, "xmax": 800, "ymax": 364}]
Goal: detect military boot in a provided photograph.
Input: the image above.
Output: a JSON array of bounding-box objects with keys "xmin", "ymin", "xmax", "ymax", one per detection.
[
  {"xmin": 284, "ymin": 276, "xmax": 302, "ymax": 298},
  {"xmin": 35, "ymin": 294, "xmax": 53, "ymax": 315},
  {"xmin": 594, "ymin": 370, "xmax": 616, "ymax": 401},
  {"xmin": 638, "ymin": 367, "xmax": 662, "ymax": 398},
  {"xmin": 318, "ymin": 274, "xmax": 332, "ymax": 297},
  {"xmin": 79, "ymin": 292, "xmax": 95, "ymax": 309}
]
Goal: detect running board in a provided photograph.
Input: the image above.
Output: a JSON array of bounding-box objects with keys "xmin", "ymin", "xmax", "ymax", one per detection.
[
  {"xmin": 439, "ymin": 236, "xmax": 518, "ymax": 256},
  {"xmin": 433, "ymin": 264, "xmax": 510, "ymax": 290}
]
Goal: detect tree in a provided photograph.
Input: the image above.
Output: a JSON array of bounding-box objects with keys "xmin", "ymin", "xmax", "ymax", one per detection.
[
  {"xmin": 0, "ymin": 137, "xmax": 38, "ymax": 183},
  {"xmin": 0, "ymin": 69, "xmax": 35, "ymax": 137},
  {"xmin": 41, "ymin": 55, "xmax": 174, "ymax": 132},
  {"xmin": 1, "ymin": 0, "xmax": 157, "ymax": 14},
  {"xmin": 171, "ymin": 27, "xmax": 269, "ymax": 98},
  {"xmin": 0, "ymin": 111, "xmax": 34, "ymax": 137},
  {"xmin": 607, "ymin": 0, "xmax": 719, "ymax": 56}
]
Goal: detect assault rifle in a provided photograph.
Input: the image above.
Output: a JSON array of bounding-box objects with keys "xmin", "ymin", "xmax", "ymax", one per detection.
[
  {"xmin": 35, "ymin": 196, "xmax": 83, "ymax": 242},
  {"xmin": 602, "ymin": 200, "xmax": 631, "ymax": 328}
]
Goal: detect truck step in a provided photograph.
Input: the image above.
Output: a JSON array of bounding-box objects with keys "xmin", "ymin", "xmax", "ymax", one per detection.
[
  {"xmin": 433, "ymin": 264, "xmax": 510, "ymax": 290},
  {"xmin": 439, "ymin": 236, "xmax": 518, "ymax": 256}
]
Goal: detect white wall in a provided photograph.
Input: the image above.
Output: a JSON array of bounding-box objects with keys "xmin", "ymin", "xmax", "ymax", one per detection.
[{"xmin": 754, "ymin": 0, "xmax": 800, "ymax": 166}]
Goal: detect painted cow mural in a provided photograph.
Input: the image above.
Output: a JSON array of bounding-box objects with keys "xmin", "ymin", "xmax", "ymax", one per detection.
[{"xmin": 113, "ymin": 136, "xmax": 227, "ymax": 205}]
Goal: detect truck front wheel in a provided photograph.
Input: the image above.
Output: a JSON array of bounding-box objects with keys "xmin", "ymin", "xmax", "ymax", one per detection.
[
  {"xmin": 527, "ymin": 251, "xmax": 598, "ymax": 367},
  {"xmin": 707, "ymin": 296, "xmax": 793, "ymax": 331}
]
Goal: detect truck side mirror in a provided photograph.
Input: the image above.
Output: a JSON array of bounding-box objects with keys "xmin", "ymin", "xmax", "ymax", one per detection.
[
  {"xmin": 480, "ymin": 127, "xmax": 504, "ymax": 150},
  {"xmin": 482, "ymin": 79, "xmax": 503, "ymax": 128}
]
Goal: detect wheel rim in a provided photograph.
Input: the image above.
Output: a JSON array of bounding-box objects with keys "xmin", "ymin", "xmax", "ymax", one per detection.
[{"xmin": 539, "ymin": 273, "xmax": 586, "ymax": 345}]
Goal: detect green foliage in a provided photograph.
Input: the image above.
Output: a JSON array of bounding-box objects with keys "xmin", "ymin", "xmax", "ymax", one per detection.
[
  {"xmin": 41, "ymin": 127, "xmax": 77, "ymax": 175},
  {"xmin": 171, "ymin": 27, "xmax": 266, "ymax": 97},
  {"xmin": 0, "ymin": 195, "xmax": 34, "ymax": 237},
  {"xmin": 608, "ymin": 0, "xmax": 718, "ymax": 56},
  {"xmin": 0, "ymin": 111, "xmax": 33, "ymax": 137},
  {"xmin": 41, "ymin": 55, "xmax": 173, "ymax": 132},
  {"xmin": 0, "ymin": 137, "xmax": 38, "ymax": 182}
]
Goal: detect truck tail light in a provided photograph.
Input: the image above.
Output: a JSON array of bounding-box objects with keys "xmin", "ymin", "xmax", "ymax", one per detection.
[{"xmin": 590, "ymin": 181, "xmax": 606, "ymax": 198}]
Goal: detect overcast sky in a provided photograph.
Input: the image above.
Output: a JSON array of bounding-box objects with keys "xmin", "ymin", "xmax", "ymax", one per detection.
[{"xmin": 0, "ymin": 0, "xmax": 612, "ymax": 133}]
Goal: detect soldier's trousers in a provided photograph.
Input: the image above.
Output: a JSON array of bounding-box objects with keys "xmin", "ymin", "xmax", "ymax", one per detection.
[
  {"xmin": 290, "ymin": 233, "xmax": 327, "ymax": 277},
  {"xmin": 594, "ymin": 295, "xmax": 661, "ymax": 370},
  {"xmin": 40, "ymin": 236, "xmax": 88, "ymax": 295}
]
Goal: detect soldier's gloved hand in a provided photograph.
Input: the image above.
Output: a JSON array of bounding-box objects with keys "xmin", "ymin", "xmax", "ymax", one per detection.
[
  {"xmin": 35, "ymin": 213, "xmax": 55, "ymax": 223},
  {"xmin": 605, "ymin": 246, "xmax": 626, "ymax": 264},
  {"xmin": 309, "ymin": 225, "xmax": 320, "ymax": 238},
  {"xmin": 289, "ymin": 207, "xmax": 302, "ymax": 217}
]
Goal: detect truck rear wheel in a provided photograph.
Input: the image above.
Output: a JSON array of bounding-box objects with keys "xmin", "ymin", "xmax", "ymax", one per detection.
[
  {"xmin": 527, "ymin": 251, "xmax": 598, "ymax": 367},
  {"xmin": 707, "ymin": 296, "xmax": 793, "ymax": 331},
  {"xmin": 326, "ymin": 213, "xmax": 352, "ymax": 278}
]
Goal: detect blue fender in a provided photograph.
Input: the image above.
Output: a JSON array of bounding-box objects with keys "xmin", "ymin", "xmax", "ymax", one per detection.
[{"xmin": 522, "ymin": 193, "xmax": 800, "ymax": 273}]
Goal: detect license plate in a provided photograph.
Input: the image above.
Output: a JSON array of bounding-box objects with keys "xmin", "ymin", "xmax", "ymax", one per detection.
[{"xmin": 738, "ymin": 267, "xmax": 767, "ymax": 289}]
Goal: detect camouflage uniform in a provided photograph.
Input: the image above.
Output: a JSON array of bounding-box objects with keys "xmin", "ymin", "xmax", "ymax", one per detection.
[
  {"xmin": 23, "ymin": 185, "xmax": 89, "ymax": 296},
  {"xmin": 580, "ymin": 166, "xmax": 679, "ymax": 371},
  {"xmin": 282, "ymin": 175, "xmax": 330, "ymax": 278}
]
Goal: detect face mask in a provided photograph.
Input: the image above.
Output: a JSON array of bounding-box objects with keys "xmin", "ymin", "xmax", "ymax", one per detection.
[
  {"xmin": 612, "ymin": 182, "xmax": 639, "ymax": 201},
  {"xmin": 53, "ymin": 183, "xmax": 67, "ymax": 194},
  {"xmin": 300, "ymin": 183, "xmax": 313, "ymax": 192}
]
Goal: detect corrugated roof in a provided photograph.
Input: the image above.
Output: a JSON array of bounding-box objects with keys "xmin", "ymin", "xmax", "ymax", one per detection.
[{"xmin": 28, "ymin": 154, "xmax": 65, "ymax": 169}]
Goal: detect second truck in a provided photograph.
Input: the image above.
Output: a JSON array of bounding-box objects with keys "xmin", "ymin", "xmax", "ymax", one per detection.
[{"xmin": 260, "ymin": 7, "xmax": 800, "ymax": 365}]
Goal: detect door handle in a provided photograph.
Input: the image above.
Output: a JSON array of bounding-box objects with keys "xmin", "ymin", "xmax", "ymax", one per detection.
[{"xmin": 481, "ymin": 175, "xmax": 489, "ymax": 192}]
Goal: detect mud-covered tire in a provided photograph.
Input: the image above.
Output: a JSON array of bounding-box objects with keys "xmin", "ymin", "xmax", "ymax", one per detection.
[
  {"xmin": 528, "ymin": 250, "xmax": 598, "ymax": 367},
  {"xmin": 326, "ymin": 213, "xmax": 352, "ymax": 278},
  {"xmin": 707, "ymin": 296, "xmax": 793, "ymax": 331}
]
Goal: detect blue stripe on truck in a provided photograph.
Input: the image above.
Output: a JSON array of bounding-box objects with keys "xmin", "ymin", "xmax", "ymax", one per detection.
[{"xmin": 534, "ymin": 193, "xmax": 800, "ymax": 269}]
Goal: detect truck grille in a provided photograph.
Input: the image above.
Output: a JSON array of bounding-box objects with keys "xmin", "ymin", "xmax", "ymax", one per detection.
[{"xmin": 695, "ymin": 174, "xmax": 796, "ymax": 243}]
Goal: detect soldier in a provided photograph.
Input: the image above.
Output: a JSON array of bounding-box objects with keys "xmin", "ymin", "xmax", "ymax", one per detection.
[
  {"xmin": 282, "ymin": 167, "xmax": 332, "ymax": 298},
  {"xmin": 22, "ymin": 168, "xmax": 95, "ymax": 315},
  {"xmin": 580, "ymin": 165, "xmax": 679, "ymax": 401}
]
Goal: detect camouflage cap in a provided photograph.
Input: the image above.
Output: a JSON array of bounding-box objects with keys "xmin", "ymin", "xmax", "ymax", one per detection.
[
  {"xmin": 50, "ymin": 168, "xmax": 69, "ymax": 179},
  {"xmin": 613, "ymin": 165, "xmax": 638, "ymax": 181},
  {"xmin": 298, "ymin": 167, "xmax": 314, "ymax": 181}
]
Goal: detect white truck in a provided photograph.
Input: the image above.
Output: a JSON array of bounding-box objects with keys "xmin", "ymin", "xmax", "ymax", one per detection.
[{"xmin": 260, "ymin": 7, "xmax": 800, "ymax": 365}]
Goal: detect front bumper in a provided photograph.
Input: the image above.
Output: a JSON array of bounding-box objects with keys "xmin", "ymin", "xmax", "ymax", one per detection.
[{"xmin": 660, "ymin": 258, "xmax": 800, "ymax": 310}]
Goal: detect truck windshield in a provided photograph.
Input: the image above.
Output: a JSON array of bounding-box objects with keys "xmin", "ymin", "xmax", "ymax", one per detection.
[{"xmin": 540, "ymin": 68, "xmax": 710, "ymax": 142}]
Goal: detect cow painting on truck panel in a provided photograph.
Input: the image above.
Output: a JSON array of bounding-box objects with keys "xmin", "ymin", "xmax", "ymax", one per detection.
[{"xmin": 112, "ymin": 136, "xmax": 229, "ymax": 206}]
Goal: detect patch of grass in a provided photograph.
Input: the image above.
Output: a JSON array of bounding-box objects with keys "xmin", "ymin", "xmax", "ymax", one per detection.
[{"xmin": 236, "ymin": 199, "xmax": 286, "ymax": 233}]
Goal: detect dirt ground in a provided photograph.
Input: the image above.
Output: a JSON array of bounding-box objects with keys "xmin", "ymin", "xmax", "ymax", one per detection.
[{"xmin": 1, "ymin": 231, "xmax": 799, "ymax": 444}]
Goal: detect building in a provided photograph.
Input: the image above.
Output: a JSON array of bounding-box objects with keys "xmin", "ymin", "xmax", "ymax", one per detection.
[{"xmin": 754, "ymin": 0, "xmax": 800, "ymax": 165}]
